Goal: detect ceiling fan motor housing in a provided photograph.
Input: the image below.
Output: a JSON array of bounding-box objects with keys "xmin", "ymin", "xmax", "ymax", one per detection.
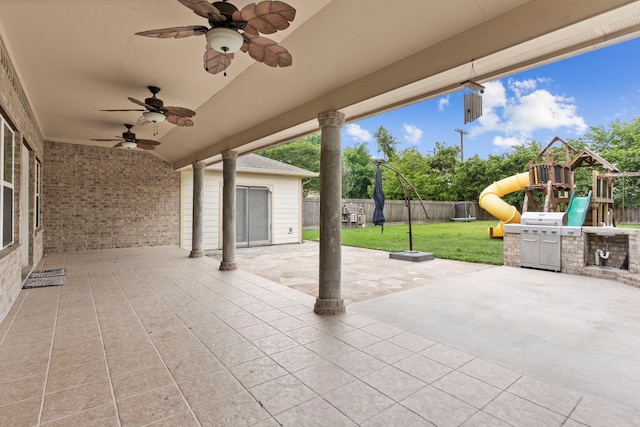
[
  {"xmin": 123, "ymin": 130, "xmax": 136, "ymax": 141},
  {"xmin": 144, "ymin": 96, "xmax": 164, "ymax": 110},
  {"xmin": 213, "ymin": 2, "xmax": 239, "ymax": 19},
  {"xmin": 209, "ymin": 2, "xmax": 247, "ymax": 30}
]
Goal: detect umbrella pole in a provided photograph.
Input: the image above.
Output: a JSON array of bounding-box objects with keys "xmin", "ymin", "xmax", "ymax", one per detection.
[
  {"xmin": 407, "ymin": 193, "xmax": 413, "ymax": 251},
  {"xmin": 397, "ymin": 171, "xmax": 414, "ymax": 251}
]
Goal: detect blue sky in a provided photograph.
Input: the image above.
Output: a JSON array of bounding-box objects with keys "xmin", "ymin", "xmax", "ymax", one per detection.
[{"xmin": 342, "ymin": 37, "xmax": 640, "ymax": 159}]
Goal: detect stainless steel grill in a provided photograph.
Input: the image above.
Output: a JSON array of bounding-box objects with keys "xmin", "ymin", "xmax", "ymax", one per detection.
[
  {"xmin": 520, "ymin": 212, "xmax": 566, "ymax": 227},
  {"xmin": 519, "ymin": 212, "xmax": 566, "ymax": 271}
]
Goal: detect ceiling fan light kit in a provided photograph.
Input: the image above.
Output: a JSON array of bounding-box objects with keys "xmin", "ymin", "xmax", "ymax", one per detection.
[
  {"xmin": 143, "ymin": 111, "xmax": 166, "ymax": 123},
  {"xmin": 121, "ymin": 141, "xmax": 138, "ymax": 149},
  {"xmin": 207, "ymin": 28, "xmax": 244, "ymax": 53}
]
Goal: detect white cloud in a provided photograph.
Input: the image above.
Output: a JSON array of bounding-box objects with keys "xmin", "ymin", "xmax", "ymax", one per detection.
[
  {"xmin": 505, "ymin": 90, "xmax": 587, "ymax": 135},
  {"xmin": 493, "ymin": 136, "xmax": 524, "ymax": 148},
  {"xmin": 508, "ymin": 78, "xmax": 537, "ymax": 97},
  {"xmin": 469, "ymin": 78, "xmax": 587, "ymax": 149},
  {"xmin": 344, "ymin": 124, "xmax": 372, "ymax": 142},
  {"xmin": 403, "ymin": 123, "xmax": 423, "ymax": 144},
  {"xmin": 438, "ymin": 95, "xmax": 450, "ymax": 111},
  {"xmin": 481, "ymin": 81, "xmax": 507, "ymax": 110}
]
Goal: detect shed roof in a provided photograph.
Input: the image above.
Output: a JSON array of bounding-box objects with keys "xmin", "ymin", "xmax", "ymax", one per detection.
[{"xmin": 207, "ymin": 153, "xmax": 318, "ymax": 178}]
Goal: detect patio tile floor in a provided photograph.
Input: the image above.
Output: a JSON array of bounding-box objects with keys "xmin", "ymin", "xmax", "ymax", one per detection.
[{"xmin": 0, "ymin": 246, "xmax": 639, "ymax": 426}]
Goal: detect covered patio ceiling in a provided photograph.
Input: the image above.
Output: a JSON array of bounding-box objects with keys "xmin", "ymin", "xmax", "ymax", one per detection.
[{"xmin": 0, "ymin": 0, "xmax": 639, "ymax": 170}]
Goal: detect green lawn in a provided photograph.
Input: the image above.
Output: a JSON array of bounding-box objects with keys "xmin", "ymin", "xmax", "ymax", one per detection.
[
  {"xmin": 619, "ymin": 223, "xmax": 640, "ymax": 229},
  {"xmin": 304, "ymin": 220, "xmax": 640, "ymax": 265},
  {"xmin": 303, "ymin": 220, "xmax": 504, "ymax": 265}
]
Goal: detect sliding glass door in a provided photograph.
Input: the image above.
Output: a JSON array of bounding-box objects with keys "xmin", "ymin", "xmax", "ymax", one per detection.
[{"xmin": 236, "ymin": 186, "xmax": 271, "ymax": 247}]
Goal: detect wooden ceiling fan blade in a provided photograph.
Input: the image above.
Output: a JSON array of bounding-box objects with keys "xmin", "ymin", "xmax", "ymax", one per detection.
[
  {"xmin": 236, "ymin": 1, "xmax": 296, "ymax": 35},
  {"xmin": 135, "ymin": 25, "xmax": 208, "ymax": 39},
  {"xmin": 91, "ymin": 138, "xmax": 122, "ymax": 142},
  {"xmin": 167, "ymin": 115, "xmax": 195, "ymax": 127},
  {"xmin": 113, "ymin": 142, "xmax": 124, "ymax": 148},
  {"xmin": 100, "ymin": 109, "xmax": 145, "ymax": 112},
  {"xmin": 163, "ymin": 106, "xmax": 196, "ymax": 118},
  {"xmin": 178, "ymin": 0, "xmax": 225, "ymax": 20},
  {"xmin": 178, "ymin": 117, "xmax": 194, "ymax": 127},
  {"xmin": 203, "ymin": 48, "xmax": 234, "ymax": 75},
  {"xmin": 241, "ymin": 34, "xmax": 292, "ymax": 67},
  {"xmin": 136, "ymin": 138, "xmax": 160, "ymax": 147},
  {"xmin": 128, "ymin": 97, "xmax": 154, "ymax": 110}
]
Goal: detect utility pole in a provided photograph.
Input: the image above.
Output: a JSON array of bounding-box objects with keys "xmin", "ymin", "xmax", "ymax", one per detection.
[{"xmin": 455, "ymin": 128, "xmax": 468, "ymax": 161}]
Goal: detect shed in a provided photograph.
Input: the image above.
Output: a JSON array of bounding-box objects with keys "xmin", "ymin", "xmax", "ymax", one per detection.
[{"xmin": 181, "ymin": 154, "xmax": 318, "ymax": 250}]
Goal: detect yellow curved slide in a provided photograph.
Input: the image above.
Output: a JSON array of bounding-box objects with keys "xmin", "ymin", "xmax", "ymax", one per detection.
[{"xmin": 478, "ymin": 172, "xmax": 529, "ymax": 238}]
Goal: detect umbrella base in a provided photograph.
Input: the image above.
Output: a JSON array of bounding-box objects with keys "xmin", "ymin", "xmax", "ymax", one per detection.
[{"xmin": 389, "ymin": 250, "xmax": 435, "ymax": 262}]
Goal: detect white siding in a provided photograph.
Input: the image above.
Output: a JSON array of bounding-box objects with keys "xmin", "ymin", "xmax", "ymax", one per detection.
[
  {"xmin": 181, "ymin": 168, "xmax": 304, "ymax": 250},
  {"xmin": 236, "ymin": 174, "xmax": 302, "ymax": 245}
]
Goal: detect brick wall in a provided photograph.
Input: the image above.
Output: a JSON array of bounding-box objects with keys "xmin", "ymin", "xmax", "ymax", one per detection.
[
  {"xmin": 629, "ymin": 233, "xmax": 639, "ymax": 275},
  {"xmin": 0, "ymin": 248, "xmax": 21, "ymax": 322},
  {"xmin": 560, "ymin": 236, "xmax": 584, "ymax": 275},
  {"xmin": 503, "ymin": 233, "xmax": 520, "ymax": 267},
  {"xmin": 44, "ymin": 141, "xmax": 180, "ymax": 253},
  {"xmin": 1, "ymin": 32, "xmax": 45, "ymax": 322}
]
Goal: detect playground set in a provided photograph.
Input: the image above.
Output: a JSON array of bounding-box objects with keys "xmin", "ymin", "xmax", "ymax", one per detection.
[{"xmin": 479, "ymin": 136, "xmax": 625, "ymax": 238}]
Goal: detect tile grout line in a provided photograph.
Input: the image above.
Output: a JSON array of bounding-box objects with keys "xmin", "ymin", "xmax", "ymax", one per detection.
[
  {"xmin": 35, "ymin": 282, "xmax": 63, "ymax": 426},
  {"xmin": 150, "ymin": 255, "xmax": 349, "ymax": 424},
  {"xmin": 108, "ymin": 253, "xmax": 205, "ymax": 426},
  {"xmin": 288, "ymin": 316, "xmax": 430, "ymax": 424},
  {"xmin": 562, "ymin": 396, "xmax": 583, "ymax": 426},
  {"xmin": 346, "ymin": 315, "xmax": 594, "ymax": 424},
  {"xmin": 0, "ymin": 291, "xmax": 29, "ymax": 346},
  {"xmin": 150, "ymin": 257, "xmax": 286, "ymax": 423},
  {"xmin": 89, "ymin": 254, "xmax": 122, "ymax": 427},
  {"xmin": 329, "ymin": 320, "xmax": 493, "ymax": 425}
]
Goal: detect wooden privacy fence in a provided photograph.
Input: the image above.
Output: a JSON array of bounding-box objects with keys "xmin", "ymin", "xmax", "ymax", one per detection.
[
  {"xmin": 616, "ymin": 207, "xmax": 640, "ymax": 223},
  {"xmin": 302, "ymin": 198, "xmax": 640, "ymax": 228},
  {"xmin": 302, "ymin": 198, "xmax": 493, "ymax": 229}
]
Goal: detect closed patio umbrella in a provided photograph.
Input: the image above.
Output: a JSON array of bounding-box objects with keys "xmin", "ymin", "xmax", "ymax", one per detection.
[{"xmin": 372, "ymin": 166, "xmax": 385, "ymax": 233}]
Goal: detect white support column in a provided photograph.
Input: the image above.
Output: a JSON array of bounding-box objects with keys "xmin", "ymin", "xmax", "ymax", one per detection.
[
  {"xmin": 314, "ymin": 110, "xmax": 346, "ymax": 315},
  {"xmin": 220, "ymin": 150, "xmax": 239, "ymax": 271}
]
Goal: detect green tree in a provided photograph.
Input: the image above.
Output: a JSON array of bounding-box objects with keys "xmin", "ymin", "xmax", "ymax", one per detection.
[
  {"xmin": 454, "ymin": 155, "xmax": 490, "ymax": 201},
  {"xmin": 424, "ymin": 142, "xmax": 460, "ymax": 201},
  {"xmin": 342, "ymin": 143, "xmax": 375, "ymax": 198},
  {"xmin": 382, "ymin": 143, "xmax": 461, "ymax": 202},
  {"xmin": 257, "ymin": 134, "xmax": 321, "ymax": 195},
  {"xmin": 374, "ymin": 126, "xmax": 399, "ymax": 162},
  {"xmin": 382, "ymin": 147, "xmax": 429, "ymax": 200}
]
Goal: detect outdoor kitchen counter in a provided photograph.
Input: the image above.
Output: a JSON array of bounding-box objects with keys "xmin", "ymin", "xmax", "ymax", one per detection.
[{"xmin": 504, "ymin": 225, "xmax": 640, "ymax": 286}]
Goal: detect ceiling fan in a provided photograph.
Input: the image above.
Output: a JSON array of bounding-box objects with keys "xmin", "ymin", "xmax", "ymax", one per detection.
[
  {"xmin": 91, "ymin": 124, "xmax": 161, "ymax": 150},
  {"xmin": 101, "ymin": 86, "xmax": 195, "ymax": 127},
  {"xmin": 135, "ymin": 0, "xmax": 296, "ymax": 75}
]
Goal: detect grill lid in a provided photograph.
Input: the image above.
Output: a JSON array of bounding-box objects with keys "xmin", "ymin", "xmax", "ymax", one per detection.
[{"xmin": 520, "ymin": 212, "xmax": 567, "ymax": 226}]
